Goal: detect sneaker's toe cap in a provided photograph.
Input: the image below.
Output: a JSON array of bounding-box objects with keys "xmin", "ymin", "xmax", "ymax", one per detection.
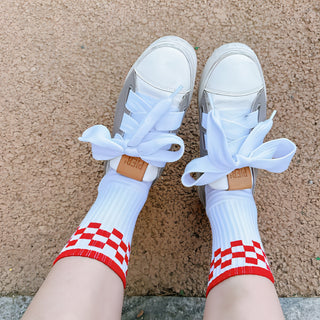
[
  {"xmin": 206, "ymin": 54, "xmax": 264, "ymax": 95},
  {"xmin": 135, "ymin": 46, "xmax": 193, "ymax": 93}
]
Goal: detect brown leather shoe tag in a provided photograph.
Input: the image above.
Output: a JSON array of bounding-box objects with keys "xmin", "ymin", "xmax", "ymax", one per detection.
[
  {"xmin": 116, "ymin": 155, "xmax": 148, "ymax": 181},
  {"xmin": 227, "ymin": 167, "xmax": 252, "ymax": 190}
]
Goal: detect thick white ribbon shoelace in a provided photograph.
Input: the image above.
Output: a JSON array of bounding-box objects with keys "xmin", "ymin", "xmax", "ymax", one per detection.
[
  {"xmin": 79, "ymin": 87, "xmax": 185, "ymax": 168},
  {"xmin": 181, "ymin": 109, "xmax": 297, "ymax": 187}
]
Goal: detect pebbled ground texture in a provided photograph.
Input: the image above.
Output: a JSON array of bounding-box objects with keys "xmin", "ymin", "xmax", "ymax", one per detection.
[{"xmin": 0, "ymin": 0, "xmax": 319, "ymax": 297}]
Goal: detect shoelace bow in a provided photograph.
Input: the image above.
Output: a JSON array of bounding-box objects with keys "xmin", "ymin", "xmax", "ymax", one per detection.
[
  {"xmin": 181, "ymin": 106, "xmax": 297, "ymax": 187},
  {"xmin": 79, "ymin": 86, "xmax": 185, "ymax": 168}
]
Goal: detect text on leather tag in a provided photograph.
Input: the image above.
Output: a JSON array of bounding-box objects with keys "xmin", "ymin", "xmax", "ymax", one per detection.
[
  {"xmin": 227, "ymin": 167, "xmax": 252, "ymax": 191},
  {"xmin": 117, "ymin": 155, "xmax": 148, "ymax": 181}
]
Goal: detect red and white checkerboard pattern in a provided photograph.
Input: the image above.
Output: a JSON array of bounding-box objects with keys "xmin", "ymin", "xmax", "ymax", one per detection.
[
  {"xmin": 54, "ymin": 222, "xmax": 131, "ymax": 287},
  {"xmin": 207, "ymin": 240, "xmax": 274, "ymax": 296}
]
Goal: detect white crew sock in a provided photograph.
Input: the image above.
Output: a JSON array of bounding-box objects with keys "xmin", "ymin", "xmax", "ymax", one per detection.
[
  {"xmin": 205, "ymin": 186, "xmax": 274, "ymax": 296},
  {"xmin": 54, "ymin": 169, "xmax": 151, "ymax": 287}
]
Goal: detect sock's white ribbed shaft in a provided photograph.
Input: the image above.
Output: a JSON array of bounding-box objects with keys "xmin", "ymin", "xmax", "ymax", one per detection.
[
  {"xmin": 54, "ymin": 169, "xmax": 151, "ymax": 287},
  {"xmin": 205, "ymin": 186, "xmax": 274, "ymax": 296}
]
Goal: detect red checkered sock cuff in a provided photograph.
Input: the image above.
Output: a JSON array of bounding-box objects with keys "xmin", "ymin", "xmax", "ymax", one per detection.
[
  {"xmin": 205, "ymin": 189, "xmax": 274, "ymax": 297},
  {"xmin": 54, "ymin": 222, "xmax": 131, "ymax": 287},
  {"xmin": 53, "ymin": 170, "xmax": 151, "ymax": 288},
  {"xmin": 206, "ymin": 239, "xmax": 274, "ymax": 297}
]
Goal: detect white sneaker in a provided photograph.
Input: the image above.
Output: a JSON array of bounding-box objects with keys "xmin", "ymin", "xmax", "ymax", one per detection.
[
  {"xmin": 79, "ymin": 36, "xmax": 197, "ymax": 182},
  {"xmin": 181, "ymin": 43, "xmax": 296, "ymax": 203}
]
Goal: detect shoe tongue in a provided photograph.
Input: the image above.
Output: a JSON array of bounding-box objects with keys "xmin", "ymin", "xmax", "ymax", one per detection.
[
  {"xmin": 206, "ymin": 93, "xmax": 258, "ymax": 191},
  {"xmin": 135, "ymin": 74, "xmax": 183, "ymax": 109},
  {"xmin": 209, "ymin": 92, "xmax": 258, "ymax": 115},
  {"xmin": 207, "ymin": 92, "xmax": 259, "ymax": 156}
]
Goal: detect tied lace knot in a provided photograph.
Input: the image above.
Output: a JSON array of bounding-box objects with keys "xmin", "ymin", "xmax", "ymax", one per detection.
[
  {"xmin": 79, "ymin": 86, "xmax": 185, "ymax": 168},
  {"xmin": 181, "ymin": 109, "xmax": 296, "ymax": 187}
]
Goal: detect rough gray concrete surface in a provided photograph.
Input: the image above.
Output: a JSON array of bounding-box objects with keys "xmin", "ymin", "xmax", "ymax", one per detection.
[
  {"xmin": 1, "ymin": 296, "xmax": 320, "ymax": 320},
  {"xmin": 0, "ymin": 296, "xmax": 32, "ymax": 320}
]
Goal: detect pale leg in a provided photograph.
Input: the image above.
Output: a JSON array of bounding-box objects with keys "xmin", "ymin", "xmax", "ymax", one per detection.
[
  {"xmin": 22, "ymin": 257, "xmax": 124, "ymax": 320},
  {"xmin": 22, "ymin": 170, "xmax": 151, "ymax": 320},
  {"xmin": 204, "ymin": 275, "xmax": 284, "ymax": 320}
]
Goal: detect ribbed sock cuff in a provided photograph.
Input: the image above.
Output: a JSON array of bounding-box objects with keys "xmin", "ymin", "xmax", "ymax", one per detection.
[
  {"xmin": 205, "ymin": 187, "xmax": 274, "ymax": 297},
  {"xmin": 54, "ymin": 169, "xmax": 151, "ymax": 288}
]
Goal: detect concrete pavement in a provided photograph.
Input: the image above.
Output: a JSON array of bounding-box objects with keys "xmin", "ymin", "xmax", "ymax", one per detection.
[{"xmin": 1, "ymin": 296, "xmax": 319, "ymax": 319}]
